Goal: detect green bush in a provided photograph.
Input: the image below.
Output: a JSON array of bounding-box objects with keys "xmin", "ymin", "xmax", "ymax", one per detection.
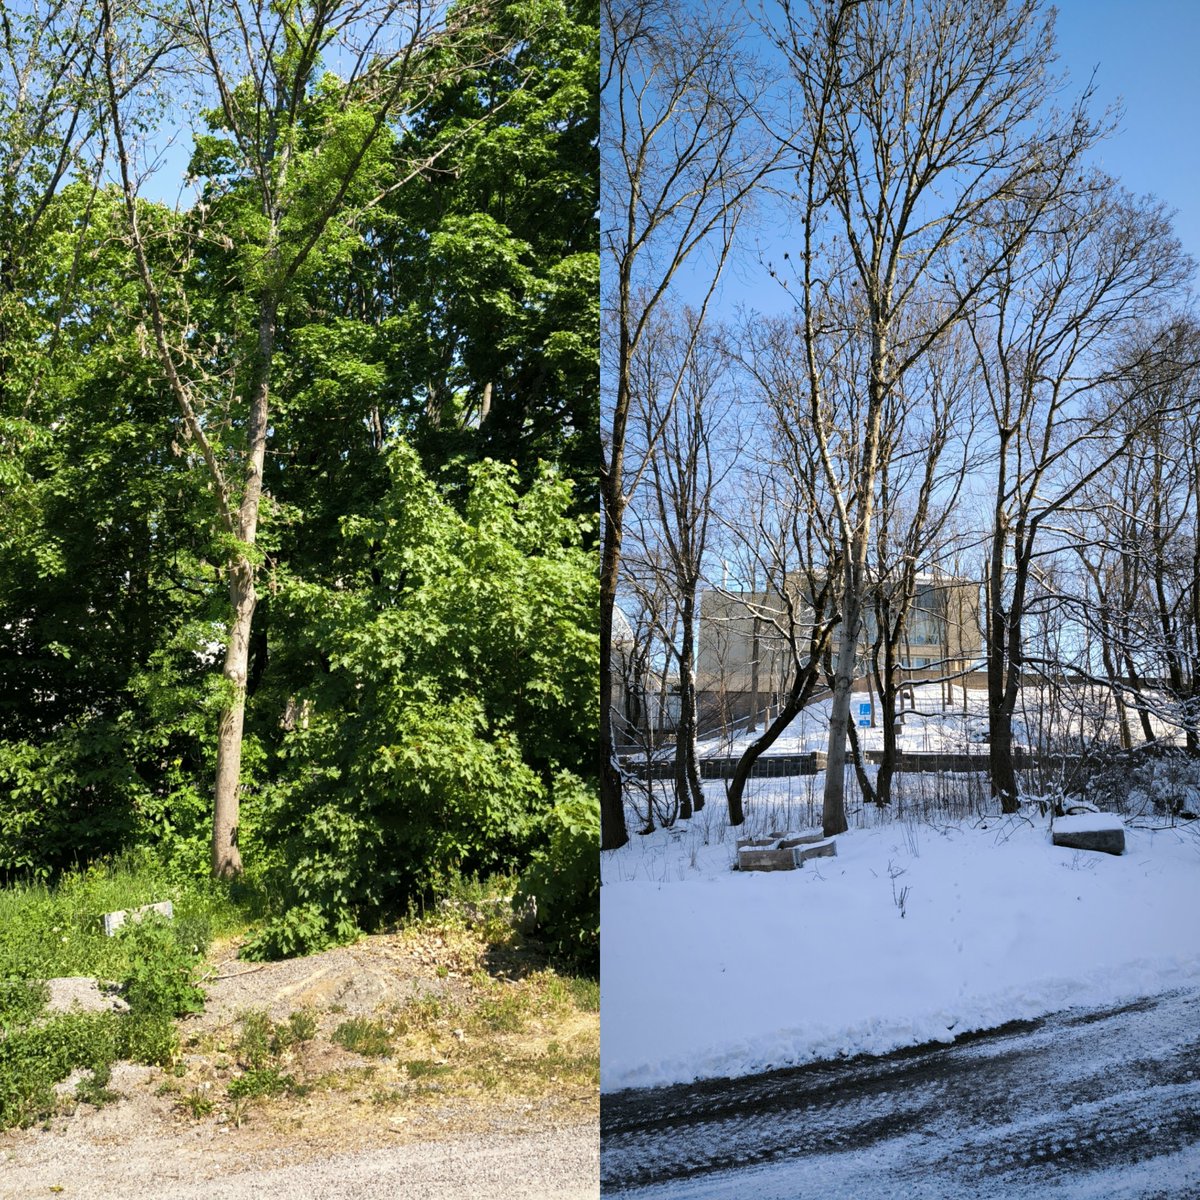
[
  {"xmin": 514, "ymin": 775, "xmax": 599, "ymax": 974},
  {"xmin": 117, "ymin": 916, "xmax": 205, "ymax": 1017},
  {"xmin": 240, "ymin": 901, "xmax": 349, "ymax": 961},
  {"xmin": 243, "ymin": 448, "xmax": 596, "ymax": 957},
  {"xmin": 117, "ymin": 1012, "xmax": 179, "ymax": 1067},
  {"xmin": 0, "ymin": 978, "xmax": 48, "ymax": 1030}
]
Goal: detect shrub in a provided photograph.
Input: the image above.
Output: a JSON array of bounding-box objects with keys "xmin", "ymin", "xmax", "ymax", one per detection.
[
  {"xmin": 117, "ymin": 1012, "xmax": 179, "ymax": 1067},
  {"xmin": 228, "ymin": 1066, "xmax": 295, "ymax": 1099},
  {"xmin": 514, "ymin": 774, "xmax": 599, "ymax": 974},
  {"xmin": 0, "ymin": 1011, "xmax": 122, "ymax": 1127},
  {"xmin": 244, "ymin": 447, "xmax": 596, "ymax": 956},
  {"xmin": 0, "ymin": 978, "xmax": 48, "ymax": 1030},
  {"xmin": 118, "ymin": 915, "xmax": 205, "ymax": 1017},
  {"xmin": 240, "ymin": 901, "xmax": 350, "ymax": 962}
]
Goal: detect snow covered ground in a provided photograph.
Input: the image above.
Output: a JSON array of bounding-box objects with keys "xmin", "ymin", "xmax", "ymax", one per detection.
[
  {"xmin": 601, "ymin": 771, "xmax": 1200, "ymax": 1092},
  {"xmin": 692, "ymin": 682, "xmax": 1185, "ymax": 760}
]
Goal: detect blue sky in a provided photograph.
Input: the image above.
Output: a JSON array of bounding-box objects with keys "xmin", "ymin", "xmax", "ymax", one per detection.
[
  {"xmin": 1053, "ymin": 0, "xmax": 1200, "ymax": 267},
  {"xmin": 683, "ymin": 0, "xmax": 1200, "ymax": 318}
]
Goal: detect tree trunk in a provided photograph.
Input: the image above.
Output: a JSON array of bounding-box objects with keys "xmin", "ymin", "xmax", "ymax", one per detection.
[
  {"xmin": 600, "ymin": 531, "xmax": 629, "ymax": 849},
  {"xmin": 1121, "ymin": 648, "xmax": 1158, "ymax": 744},
  {"xmin": 674, "ymin": 587, "xmax": 704, "ymax": 816},
  {"xmin": 876, "ymin": 681, "xmax": 898, "ymax": 807},
  {"xmin": 212, "ymin": 559, "xmax": 253, "ymax": 877},
  {"xmin": 822, "ymin": 602, "xmax": 857, "ymax": 837},
  {"xmin": 725, "ymin": 656, "xmax": 827, "ymax": 827},
  {"xmin": 989, "ymin": 713, "xmax": 1020, "ymax": 812},
  {"xmin": 211, "ymin": 292, "xmax": 276, "ymax": 877}
]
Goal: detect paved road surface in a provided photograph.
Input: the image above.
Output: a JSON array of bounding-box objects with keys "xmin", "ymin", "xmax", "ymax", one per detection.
[{"xmin": 601, "ymin": 988, "xmax": 1200, "ymax": 1198}]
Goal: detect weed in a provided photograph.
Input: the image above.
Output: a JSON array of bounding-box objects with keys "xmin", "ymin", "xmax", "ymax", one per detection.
[
  {"xmin": 274, "ymin": 1008, "xmax": 317, "ymax": 1051},
  {"xmin": 565, "ymin": 977, "xmax": 599, "ymax": 1013},
  {"xmin": 332, "ymin": 1017, "xmax": 393, "ymax": 1058},
  {"xmin": 888, "ymin": 860, "xmax": 911, "ymax": 919},
  {"xmin": 404, "ymin": 1059, "xmax": 449, "ymax": 1079},
  {"xmin": 75, "ymin": 1064, "xmax": 119, "ymax": 1107},
  {"xmin": 118, "ymin": 1013, "xmax": 179, "ymax": 1067},
  {"xmin": 178, "ymin": 1090, "xmax": 215, "ymax": 1118},
  {"xmin": 0, "ymin": 978, "xmax": 48, "ymax": 1028},
  {"xmin": 228, "ymin": 1066, "xmax": 298, "ymax": 1100},
  {"xmin": 236, "ymin": 1010, "xmax": 274, "ymax": 1070},
  {"xmin": 474, "ymin": 987, "xmax": 528, "ymax": 1033},
  {"xmin": 401, "ymin": 993, "xmax": 447, "ymax": 1033}
]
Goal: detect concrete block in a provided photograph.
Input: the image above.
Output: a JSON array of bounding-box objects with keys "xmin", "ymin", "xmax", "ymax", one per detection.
[
  {"xmin": 102, "ymin": 899, "xmax": 174, "ymax": 937},
  {"xmin": 737, "ymin": 846, "xmax": 798, "ymax": 871},
  {"xmin": 736, "ymin": 836, "xmax": 778, "ymax": 849},
  {"xmin": 794, "ymin": 839, "xmax": 838, "ymax": 866},
  {"xmin": 1052, "ymin": 814, "xmax": 1124, "ymax": 856},
  {"xmin": 778, "ymin": 832, "xmax": 827, "ymax": 850}
]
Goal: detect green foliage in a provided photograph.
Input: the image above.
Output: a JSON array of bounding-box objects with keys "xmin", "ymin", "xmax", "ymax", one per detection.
[
  {"xmin": 236, "ymin": 1009, "xmax": 275, "ymax": 1070},
  {"xmin": 228, "ymin": 1065, "xmax": 298, "ymax": 1099},
  {"xmin": 515, "ymin": 775, "xmax": 599, "ymax": 974},
  {"xmin": 246, "ymin": 445, "xmax": 596, "ymax": 954},
  {"xmin": 0, "ymin": 978, "xmax": 48, "ymax": 1034},
  {"xmin": 179, "ymin": 1089, "xmax": 215, "ymax": 1118},
  {"xmin": 0, "ymin": 856, "xmax": 252, "ymax": 1129},
  {"xmin": 118, "ymin": 916, "xmax": 205, "ymax": 1018},
  {"xmin": 0, "ymin": 0, "xmax": 597, "ymax": 954},
  {"xmin": 0, "ymin": 855, "xmax": 246, "ymax": 984},
  {"xmin": 379, "ymin": 0, "xmax": 600, "ymax": 502},
  {"xmin": 277, "ymin": 1008, "xmax": 318, "ymax": 1048},
  {"xmin": 75, "ymin": 1061, "xmax": 120, "ymax": 1107},
  {"xmin": 223, "ymin": 1010, "xmax": 311, "ymax": 1102},
  {"xmin": 0, "ymin": 1010, "xmax": 121, "ymax": 1127},
  {"xmin": 240, "ymin": 901, "xmax": 345, "ymax": 962},
  {"xmin": 116, "ymin": 1012, "xmax": 180, "ymax": 1068}
]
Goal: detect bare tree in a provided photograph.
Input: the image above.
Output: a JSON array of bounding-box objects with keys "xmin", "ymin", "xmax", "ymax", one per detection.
[
  {"xmin": 1064, "ymin": 319, "xmax": 1200, "ymax": 752},
  {"xmin": 100, "ymin": 0, "xmax": 507, "ymax": 876},
  {"xmin": 714, "ymin": 462, "xmax": 837, "ymax": 827},
  {"xmin": 863, "ymin": 325, "xmax": 976, "ymax": 807},
  {"xmin": 963, "ymin": 181, "xmax": 1190, "ymax": 811},
  {"xmin": 600, "ymin": 0, "xmax": 775, "ymax": 849},
  {"xmin": 625, "ymin": 305, "xmax": 737, "ymax": 820},
  {"xmin": 766, "ymin": 0, "xmax": 1100, "ymax": 836}
]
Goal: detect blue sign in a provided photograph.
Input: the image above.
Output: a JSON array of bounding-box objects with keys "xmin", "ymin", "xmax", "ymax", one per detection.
[{"xmin": 857, "ymin": 701, "xmax": 872, "ymax": 728}]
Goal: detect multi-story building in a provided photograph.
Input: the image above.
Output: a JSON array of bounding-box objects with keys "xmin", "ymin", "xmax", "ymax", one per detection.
[{"xmin": 695, "ymin": 576, "xmax": 983, "ymax": 728}]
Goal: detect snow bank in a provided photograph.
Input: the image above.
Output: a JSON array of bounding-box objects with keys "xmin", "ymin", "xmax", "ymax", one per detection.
[{"xmin": 601, "ymin": 801, "xmax": 1200, "ymax": 1092}]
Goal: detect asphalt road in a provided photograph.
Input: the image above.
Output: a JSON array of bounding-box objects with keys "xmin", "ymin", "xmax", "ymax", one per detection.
[{"xmin": 601, "ymin": 988, "xmax": 1200, "ymax": 1198}]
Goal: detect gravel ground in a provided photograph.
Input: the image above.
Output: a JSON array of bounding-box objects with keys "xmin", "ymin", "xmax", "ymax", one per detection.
[
  {"xmin": 10, "ymin": 931, "xmax": 599, "ymax": 1198},
  {"xmin": 0, "ymin": 1099, "xmax": 598, "ymax": 1199}
]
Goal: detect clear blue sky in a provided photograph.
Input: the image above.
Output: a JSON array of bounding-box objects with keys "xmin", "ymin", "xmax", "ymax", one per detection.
[
  {"xmin": 1052, "ymin": 0, "xmax": 1200, "ymax": 269},
  {"xmin": 684, "ymin": 0, "xmax": 1200, "ymax": 317}
]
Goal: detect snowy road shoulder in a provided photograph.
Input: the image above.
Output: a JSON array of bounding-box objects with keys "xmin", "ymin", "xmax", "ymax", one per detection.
[{"xmin": 600, "ymin": 810, "xmax": 1200, "ymax": 1092}]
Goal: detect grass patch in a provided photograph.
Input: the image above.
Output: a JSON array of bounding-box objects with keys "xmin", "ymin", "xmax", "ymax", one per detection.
[
  {"xmin": 228, "ymin": 1066, "xmax": 303, "ymax": 1100},
  {"xmin": 332, "ymin": 1017, "xmax": 394, "ymax": 1058},
  {"xmin": 0, "ymin": 854, "xmax": 251, "ymax": 1130},
  {"xmin": 0, "ymin": 854, "xmax": 251, "ymax": 985},
  {"xmin": 403, "ymin": 1058, "xmax": 450, "ymax": 1079}
]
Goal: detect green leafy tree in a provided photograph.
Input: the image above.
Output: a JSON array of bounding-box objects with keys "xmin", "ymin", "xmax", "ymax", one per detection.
[
  {"xmin": 246, "ymin": 443, "xmax": 596, "ymax": 956},
  {"xmin": 99, "ymin": 0, "xmax": 515, "ymax": 876}
]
